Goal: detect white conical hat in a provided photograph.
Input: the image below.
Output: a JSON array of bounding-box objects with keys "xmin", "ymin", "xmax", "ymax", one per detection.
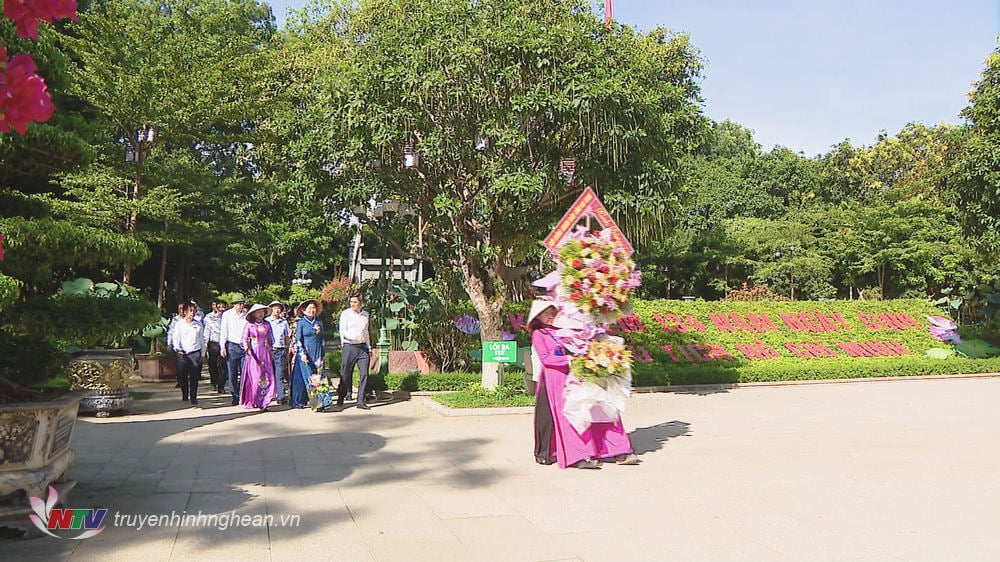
[
  {"xmin": 245, "ymin": 303, "xmax": 269, "ymax": 317},
  {"xmin": 526, "ymin": 299, "xmax": 558, "ymax": 326}
]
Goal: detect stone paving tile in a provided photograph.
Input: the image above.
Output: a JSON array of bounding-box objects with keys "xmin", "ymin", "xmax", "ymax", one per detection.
[{"xmin": 6, "ymin": 376, "xmax": 1000, "ymax": 561}]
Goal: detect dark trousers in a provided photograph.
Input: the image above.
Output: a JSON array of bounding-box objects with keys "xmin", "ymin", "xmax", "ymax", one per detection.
[
  {"xmin": 339, "ymin": 343, "xmax": 370, "ymax": 405},
  {"xmin": 272, "ymin": 348, "xmax": 287, "ymax": 401},
  {"xmin": 533, "ymin": 371, "xmax": 555, "ymax": 463},
  {"xmin": 225, "ymin": 342, "xmax": 245, "ymax": 401},
  {"xmin": 177, "ymin": 351, "xmax": 202, "ymax": 402},
  {"xmin": 206, "ymin": 341, "xmax": 223, "ymax": 389}
]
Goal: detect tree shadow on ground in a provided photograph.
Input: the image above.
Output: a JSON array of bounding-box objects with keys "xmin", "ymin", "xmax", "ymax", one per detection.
[
  {"xmin": 3, "ymin": 386, "xmax": 497, "ymax": 558},
  {"xmin": 629, "ymin": 420, "xmax": 691, "ymax": 456}
]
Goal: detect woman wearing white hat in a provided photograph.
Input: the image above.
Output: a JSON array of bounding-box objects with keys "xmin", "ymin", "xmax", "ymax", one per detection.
[
  {"xmin": 529, "ymin": 299, "xmax": 638, "ymax": 469},
  {"xmin": 240, "ymin": 304, "xmax": 276, "ymax": 411}
]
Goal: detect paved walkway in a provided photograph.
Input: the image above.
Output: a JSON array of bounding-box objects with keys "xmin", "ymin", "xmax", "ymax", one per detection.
[{"xmin": 7, "ymin": 376, "xmax": 1000, "ymax": 561}]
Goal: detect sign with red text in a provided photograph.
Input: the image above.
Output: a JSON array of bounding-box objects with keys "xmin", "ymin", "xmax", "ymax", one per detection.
[{"xmin": 543, "ymin": 187, "xmax": 633, "ymax": 256}]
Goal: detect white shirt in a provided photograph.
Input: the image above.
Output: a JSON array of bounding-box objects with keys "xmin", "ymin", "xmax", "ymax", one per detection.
[
  {"xmin": 202, "ymin": 311, "xmax": 222, "ymax": 342},
  {"xmin": 339, "ymin": 308, "xmax": 370, "ymax": 345},
  {"xmin": 219, "ymin": 307, "xmax": 248, "ymax": 345},
  {"xmin": 169, "ymin": 318, "xmax": 204, "ymax": 353}
]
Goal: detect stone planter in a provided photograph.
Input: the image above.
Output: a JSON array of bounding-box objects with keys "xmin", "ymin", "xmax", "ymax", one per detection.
[
  {"xmin": 135, "ymin": 353, "xmax": 176, "ymax": 382},
  {"xmin": 67, "ymin": 348, "xmax": 134, "ymax": 417},
  {"xmin": 369, "ymin": 349, "xmax": 435, "ymax": 374},
  {"xmin": 0, "ymin": 391, "xmax": 85, "ymax": 532}
]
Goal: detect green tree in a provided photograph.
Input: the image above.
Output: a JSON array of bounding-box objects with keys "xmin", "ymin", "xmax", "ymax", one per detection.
[
  {"xmin": 62, "ymin": 0, "xmax": 277, "ymax": 286},
  {"xmin": 954, "ymin": 44, "xmax": 1000, "ymax": 253},
  {"xmin": 316, "ymin": 0, "xmax": 703, "ymax": 378}
]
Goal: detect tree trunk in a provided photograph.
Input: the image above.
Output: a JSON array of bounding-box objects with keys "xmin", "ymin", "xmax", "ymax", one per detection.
[{"xmin": 461, "ymin": 253, "xmax": 506, "ymax": 389}]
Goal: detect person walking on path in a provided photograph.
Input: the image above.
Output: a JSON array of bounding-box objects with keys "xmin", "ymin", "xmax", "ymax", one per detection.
[
  {"xmin": 169, "ymin": 301, "xmax": 205, "ymax": 405},
  {"xmin": 240, "ymin": 304, "xmax": 276, "ymax": 411},
  {"xmin": 294, "ymin": 299, "xmax": 326, "ymax": 410},
  {"xmin": 338, "ymin": 294, "xmax": 371, "ymax": 410},
  {"xmin": 219, "ymin": 293, "xmax": 248, "ymax": 405},
  {"xmin": 528, "ymin": 300, "xmax": 639, "ymax": 469},
  {"xmin": 203, "ymin": 299, "xmax": 225, "ymax": 393},
  {"xmin": 266, "ymin": 301, "xmax": 290, "ymax": 404}
]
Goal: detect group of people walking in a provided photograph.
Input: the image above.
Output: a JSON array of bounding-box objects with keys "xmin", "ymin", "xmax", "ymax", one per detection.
[
  {"xmin": 166, "ymin": 293, "xmax": 375, "ymax": 412},
  {"xmin": 166, "ymin": 289, "xmax": 640, "ymax": 470}
]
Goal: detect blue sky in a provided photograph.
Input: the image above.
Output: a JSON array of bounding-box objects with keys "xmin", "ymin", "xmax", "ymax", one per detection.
[{"xmin": 267, "ymin": 0, "xmax": 1000, "ymax": 157}]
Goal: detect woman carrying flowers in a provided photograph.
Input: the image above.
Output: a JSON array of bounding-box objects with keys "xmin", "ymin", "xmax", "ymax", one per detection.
[
  {"xmin": 528, "ymin": 299, "xmax": 638, "ymax": 469},
  {"xmin": 292, "ymin": 299, "xmax": 327, "ymax": 411},
  {"xmin": 240, "ymin": 304, "xmax": 276, "ymax": 411}
]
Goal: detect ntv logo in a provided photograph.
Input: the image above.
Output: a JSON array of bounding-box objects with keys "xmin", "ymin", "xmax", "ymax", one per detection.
[{"xmin": 29, "ymin": 486, "xmax": 107, "ymax": 539}]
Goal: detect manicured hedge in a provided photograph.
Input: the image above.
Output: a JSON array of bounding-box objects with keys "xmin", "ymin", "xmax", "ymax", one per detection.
[
  {"xmin": 503, "ymin": 299, "xmax": 1000, "ymax": 386},
  {"xmin": 386, "ymin": 371, "xmax": 527, "ymax": 392}
]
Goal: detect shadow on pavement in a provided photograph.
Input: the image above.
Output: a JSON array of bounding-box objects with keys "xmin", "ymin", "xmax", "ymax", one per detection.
[{"xmin": 629, "ymin": 420, "xmax": 691, "ymax": 455}]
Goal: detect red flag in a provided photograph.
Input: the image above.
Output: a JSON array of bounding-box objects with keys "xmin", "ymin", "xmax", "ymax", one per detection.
[{"xmin": 604, "ymin": 0, "xmax": 613, "ymax": 29}]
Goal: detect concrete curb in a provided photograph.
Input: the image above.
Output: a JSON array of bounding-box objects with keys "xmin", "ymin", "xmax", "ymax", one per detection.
[{"xmin": 414, "ymin": 372, "xmax": 1000, "ymax": 416}]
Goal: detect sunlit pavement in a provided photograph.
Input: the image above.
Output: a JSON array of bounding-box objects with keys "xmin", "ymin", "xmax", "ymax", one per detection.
[{"xmin": 6, "ymin": 375, "xmax": 1000, "ymax": 561}]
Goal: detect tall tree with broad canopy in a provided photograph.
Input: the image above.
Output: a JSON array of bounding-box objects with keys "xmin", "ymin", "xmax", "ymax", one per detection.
[
  {"xmin": 955, "ymin": 43, "xmax": 1000, "ymax": 254},
  {"xmin": 316, "ymin": 0, "xmax": 703, "ymax": 385}
]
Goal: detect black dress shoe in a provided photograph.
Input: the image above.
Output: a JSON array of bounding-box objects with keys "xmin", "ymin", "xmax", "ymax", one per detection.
[
  {"xmin": 231, "ymin": 398, "xmax": 238, "ymax": 406},
  {"xmin": 534, "ymin": 456, "xmax": 555, "ymax": 465},
  {"xmin": 356, "ymin": 403, "xmax": 370, "ymax": 410},
  {"xmin": 190, "ymin": 399, "xmax": 198, "ymax": 405}
]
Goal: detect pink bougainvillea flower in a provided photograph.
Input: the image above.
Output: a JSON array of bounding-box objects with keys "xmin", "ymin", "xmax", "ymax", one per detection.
[
  {"xmin": 0, "ymin": 52, "xmax": 55, "ymax": 134},
  {"xmin": 3, "ymin": 0, "xmax": 78, "ymax": 39}
]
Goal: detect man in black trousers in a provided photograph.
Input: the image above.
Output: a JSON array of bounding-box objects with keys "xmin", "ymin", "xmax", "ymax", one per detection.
[{"xmin": 337, "ymin": 294, "xmax": 371, "ymax": 409}]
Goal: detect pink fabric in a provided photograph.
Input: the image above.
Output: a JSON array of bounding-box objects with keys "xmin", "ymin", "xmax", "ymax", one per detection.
[
  {"xmin": 532, "ymin": 327, "xmax": 633, "ymax": 468},
  {"xmin": 241, "ymin": 321, "xmax": 276, "ymax": 409}
]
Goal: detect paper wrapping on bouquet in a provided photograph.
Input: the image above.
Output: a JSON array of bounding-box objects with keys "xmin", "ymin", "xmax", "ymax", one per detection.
[
  {"xmin": 562, "ymin": 370, "xmax": 632, "ymax": 434},
  {"xmin": 309, "ymin": 389, "xmax": 334, "ymax": 410}
]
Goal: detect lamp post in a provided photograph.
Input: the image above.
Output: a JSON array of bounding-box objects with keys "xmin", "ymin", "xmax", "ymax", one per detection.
[
  {"xmin": 292, "ymin": 268, "xmax": 312, "ymax": 287},
  {"xmin": 353, "ymin": 201, "xmax": 407, "ymax": 378},
  {"xmin": 123, "ymin": 124, "xmax": 155, "ymax": 286}
]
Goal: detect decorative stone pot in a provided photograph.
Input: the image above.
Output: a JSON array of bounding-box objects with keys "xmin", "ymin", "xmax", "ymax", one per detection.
[
  {"xmin": 67, "ymin": 348, "xmax": 133, "ymax": 417},
  {"xmin": 135, "ymin": 353, "xmax": 177, "ymax": 382},
  {"xmin": 0, "ymin": 391, "xmax": 85, "ymax": 532}
]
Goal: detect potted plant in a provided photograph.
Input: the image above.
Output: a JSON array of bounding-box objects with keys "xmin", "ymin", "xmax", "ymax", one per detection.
[
  {"xmin": 16, "ymin": 278, "xmax": 160, "ymax": 416},
  {"xmin": 134, "ymin": 316, "xmax": 178, "ymax": 381}
]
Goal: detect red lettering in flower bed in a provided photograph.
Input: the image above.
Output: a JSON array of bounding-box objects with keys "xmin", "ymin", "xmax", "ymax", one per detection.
[
  {"xmin": 835, "ymin": 341, "xmax": 914, "ymax": 357},
  {"xmin": 708, "ymin": 314, "xmax": 735, "ymax": 333},
  {"xmin": 734, "ymin": 341, "xmax": 781, "ymax": 360},
  {"xmin": 616, "ymin": 314, "xmax": 647, "ymax": 333},
  {"xmin": 857, "ymin": 313, "xmax": 922, "ymax": 331},
  {"xmin": 786, "ymin": 342, "xmax": 839, "ymax": 358},
  {"xmin": 652, "ymin": 313, "xmax": 706, "ymax": 333},
  {"xmin": 745, "ymin": 313, "xmax": 778, "ymax": 333},
  {"xmin": 629, "ymin": 345, "xmax": 653, "ymax": 363},
  {"xmin": 660, "ymin": 344, "xmax": 681, "ymax": 362},
  {"xmin": 705, "ymin": 344, "xmax": 734, "ymax": 361},
  {"xmin": 779, "ymin": 313, "xmax": 806, "ymax": 331}
]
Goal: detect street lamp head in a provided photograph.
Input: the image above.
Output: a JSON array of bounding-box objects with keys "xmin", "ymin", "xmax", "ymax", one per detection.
[
  {"xmin": 559, "ymin": 157, "xmax": 576, "ymax": 185},
  {"xmin": 381, "ymin": 200, "xmax": 400, "ymax": 215},
  {"xmin": 775, "ymin": 251, "xmax": 782, "ymax": 259},
  {"xmin": 403, "ymin": 142, "xmax": 419, "ymax": 169},
  {"xmin": 474, "ymin": 134, "xmax": 490, "ymax": 152}
]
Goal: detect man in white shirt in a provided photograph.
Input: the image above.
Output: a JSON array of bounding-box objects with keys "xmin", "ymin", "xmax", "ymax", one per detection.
[
  {"xmin": 203, "ymin": 299, "xmax": 225, "ymax": 393},
  {"xmin": 219, "ymin": 293, "xmax": 248, "ymax": 405},
  {"xmin": 338, "ymin": 293, "xmax": 371, "ymax": 409},
  {"xmin": 168, "ymin": 302, "xmax": 205, "ymax": 405}
]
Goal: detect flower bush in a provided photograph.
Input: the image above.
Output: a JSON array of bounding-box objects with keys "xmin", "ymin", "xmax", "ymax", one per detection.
[
  {"xmin": 0, "ymin": 0, "xmax": 76, "ymax": 134},
  {"xmin": 557, "ymin": 228, "xmax": 641, "ymax": 322}
]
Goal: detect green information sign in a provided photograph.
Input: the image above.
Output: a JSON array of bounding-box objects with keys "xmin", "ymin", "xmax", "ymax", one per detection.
[{"xmin": 482, "ymin": 341, "xmax": 518, "ymax": 363}]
